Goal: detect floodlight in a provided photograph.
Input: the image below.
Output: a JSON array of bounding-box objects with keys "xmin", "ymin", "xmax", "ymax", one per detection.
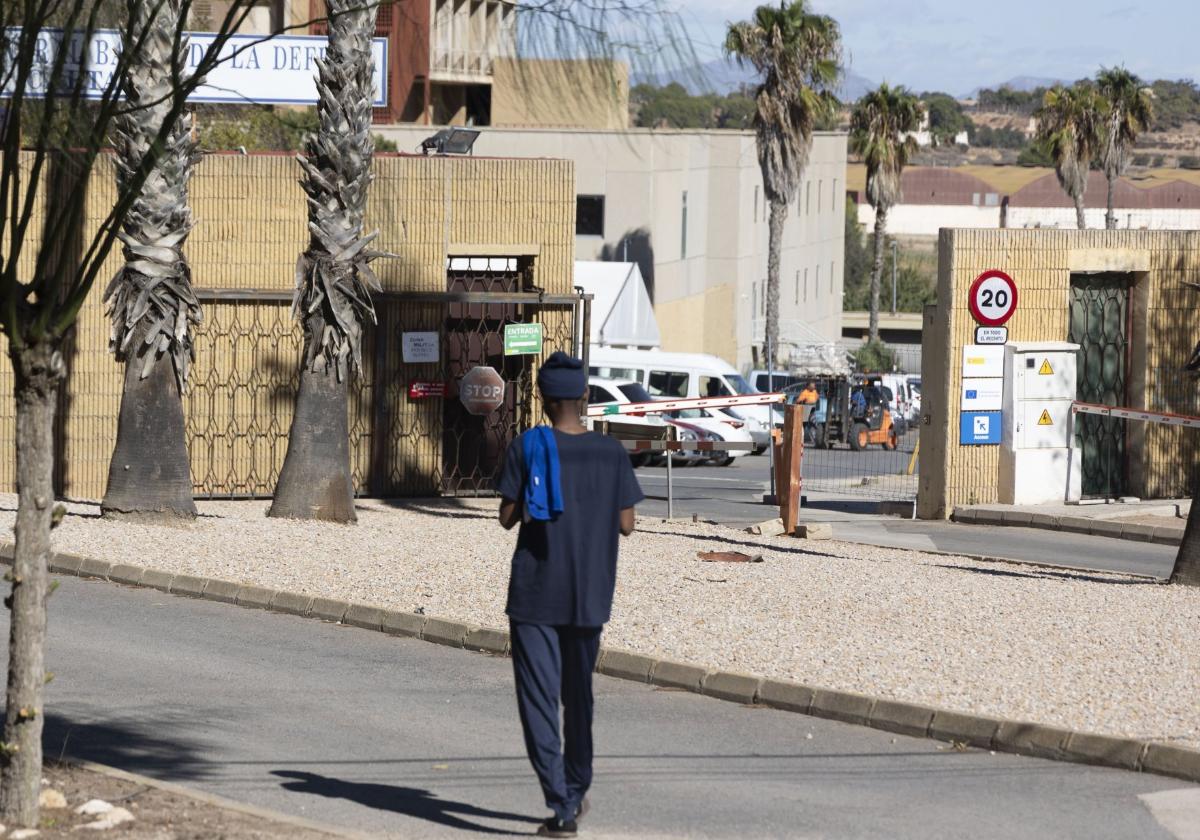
[{"xmin": 419, "ymin": 127, "xmax": 481, "ymax": 155}]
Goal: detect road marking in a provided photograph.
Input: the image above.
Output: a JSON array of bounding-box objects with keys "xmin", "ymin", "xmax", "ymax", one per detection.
[
  {"xmin": 1140, "ymin": 788, "xmax": 1200, "ymax": 840},
  {"xmin": 637, "ymin": 475, "xmax": 768, "ymax": 485}
]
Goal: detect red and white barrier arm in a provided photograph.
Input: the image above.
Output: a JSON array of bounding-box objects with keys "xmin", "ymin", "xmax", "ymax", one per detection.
[
  {"xmin": 1072, "ymin": 401, "xmax": 1200, "ymax": 430},
  {"xmin": 587, "ymin": 392, "xmax": 786, "ymax": 417},
  {"xmin": 618, "ymin": 440, "xmax": 758, "ymax": 452}
]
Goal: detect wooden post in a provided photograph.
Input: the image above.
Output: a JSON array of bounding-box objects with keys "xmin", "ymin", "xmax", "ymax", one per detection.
[{"xmin": 778, "ymin": 404, "xmax": 804, "ymax": 535}]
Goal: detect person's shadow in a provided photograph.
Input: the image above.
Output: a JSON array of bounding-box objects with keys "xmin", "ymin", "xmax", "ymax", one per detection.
[{"xmin": 272, "ymin": 770, "xmax": 542, "ymax": 836}]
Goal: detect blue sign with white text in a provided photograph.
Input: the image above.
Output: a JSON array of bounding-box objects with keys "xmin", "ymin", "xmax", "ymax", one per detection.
[{"xmin": 960, "ymin": 411, "xmax": 1002, "ymax": 445}]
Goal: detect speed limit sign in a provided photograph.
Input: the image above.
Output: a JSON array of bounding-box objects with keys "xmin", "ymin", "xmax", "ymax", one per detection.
[{"xmin": 968, "ymin": 270, "xmax": 1018, "ymax": 327}]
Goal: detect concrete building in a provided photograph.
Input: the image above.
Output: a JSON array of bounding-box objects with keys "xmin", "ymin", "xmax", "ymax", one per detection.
[
  {"xmin": 919, "ymin": 228, "xmax": 1200, "ymax": 519},
  {"xmin": 378, "ymin": 125, "xmax": 849, "ymax": 370},
  {"xmin": 851, "ymin": 166, "xmax": 1200, "ymax": 238}
]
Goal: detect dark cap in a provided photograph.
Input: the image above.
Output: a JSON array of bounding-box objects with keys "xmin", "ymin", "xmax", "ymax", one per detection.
[{"xmin": 537, "ymin": 351, "xmax": 586, "ymax": 399}]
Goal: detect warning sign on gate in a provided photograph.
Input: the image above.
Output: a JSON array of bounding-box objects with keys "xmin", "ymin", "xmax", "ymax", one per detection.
[
  {"xmin": 1038, "ymin": 359, "xmax": 1054, "ymax": 376},
  {"xmin": 1038, "ymin": 409, "xmax": 1053, "ymax": 425}
]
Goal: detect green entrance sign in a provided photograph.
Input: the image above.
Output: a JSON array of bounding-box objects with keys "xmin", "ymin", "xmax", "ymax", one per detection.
[{"xmin": 504, "ymin": 323, "xmax": 543, "ymax": 356}]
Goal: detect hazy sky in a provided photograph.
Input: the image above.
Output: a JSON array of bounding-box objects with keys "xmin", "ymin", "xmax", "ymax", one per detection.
[{"xmin": 677, "ymin": 0, "xmax": 1196, "ymax": 93}]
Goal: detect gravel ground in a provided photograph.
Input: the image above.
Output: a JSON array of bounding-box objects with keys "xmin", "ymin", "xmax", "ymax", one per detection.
[{"xmin": 5, "ymin": 494, "xmax": 1199, "ymax": 750}]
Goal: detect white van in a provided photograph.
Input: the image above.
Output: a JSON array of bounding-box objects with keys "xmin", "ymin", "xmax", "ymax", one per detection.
[{"xmin": 588, "ymin": 348, "xmax": 771, "ymax": 452}]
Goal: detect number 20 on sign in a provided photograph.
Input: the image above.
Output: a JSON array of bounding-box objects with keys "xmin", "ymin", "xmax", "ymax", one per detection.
[{"xmin": 968, "ymin": 269, "xmax": 1018, "ymax": 327}]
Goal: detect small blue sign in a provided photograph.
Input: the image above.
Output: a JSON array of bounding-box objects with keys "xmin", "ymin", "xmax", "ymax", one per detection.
[
  {"xmin": 960, "ymin": 411, "xmax": 1002, "ymax": 445},
  {"xmin": 965, "ymin": 389, "xmax": 978, "ymax": 399}
]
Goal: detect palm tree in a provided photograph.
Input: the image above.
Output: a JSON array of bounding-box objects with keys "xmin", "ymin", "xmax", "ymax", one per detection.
[
  {"xmin": 101, "ymin": 0, "xmax": 201, "ymax": 521},
  {"xmin": 1096, "ymin": 67, "xmax": 1153, "ymax": 230},
  {"xmin": 269, "ymin": 0, "xmax": 383, "ymax": 522},
  {"xmin": 1034, "ymin": 83, "xmax": 1102, "ymax": 230},
  {"xmin": 725, "ymin": 0, "xmax": 840, "ymax": 365},
  {"xmin": 849, "ymin": 83, "xmax": 922, "ymax": 344}
]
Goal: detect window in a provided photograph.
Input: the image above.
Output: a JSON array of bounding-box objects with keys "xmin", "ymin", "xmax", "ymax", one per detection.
[
  {"xmin": 617, "ymin": 383, "xmax": 654, "ymax": 403},
  {"xmin": 818, "ymin": 179, "xmax": 823, "ymax": 212},
  {"xmin": 753, "ymin": 185, "xmax": 759, "ymax": 222},
  {"xmin": 804, "ymin": 268, "xmax": 808, "ymax": 302},
  {"xmin": 699, "ymin": 376, "xmax": 732, "ymax": 398},
  {"xmin": 806, "ymin": 182, "xmax": 811, "ymax": 213},
  {"xmin": 576, "ymin": 195, "xmax": 605, "ymax": 236},
  {"xmin": 815, "ymin": 264, "xmax": 820, "ymax": 298},
  {"xmin": 830, "ymin": 261, "xmax": 835, "ymax": 293},
  {"xmin": 760, "ymin": 281, "xmax": 765, "ymax": 316},
  {"xmin": 751, "ymin": 283, "xmax": 757, "ymax": 317},
  {"xmin": 648, "ymin": 370, "xmax": 689, "ymax": 398},
  {"xmin": 681, "ymin": 190, "xmax": 688, "ymax": 259},
  {"xmin": 832, "ymin": 178, "xmax": 838, "ymax": 209},
  {"xmin": 794, "ymin": 270, "xmax": 800, "ymax": 305},
  {"xmin": 588, "ymin": 384, "xmax": 618, "ymax": 404}
]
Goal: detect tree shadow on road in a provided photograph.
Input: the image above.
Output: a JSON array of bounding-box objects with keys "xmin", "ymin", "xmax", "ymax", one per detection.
[
  {"xmin": 273, "ymin": 770, "xmax": 541, "ymax": 835},
  {"xmin": 43, "ymin": 711, "xmax": 213, "ymax": 780}
]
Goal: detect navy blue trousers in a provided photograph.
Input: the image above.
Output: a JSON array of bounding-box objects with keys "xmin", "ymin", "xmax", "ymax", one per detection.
[{"xmin": 510, "ymin": 622, "xmax": 603, "ymax": 822}]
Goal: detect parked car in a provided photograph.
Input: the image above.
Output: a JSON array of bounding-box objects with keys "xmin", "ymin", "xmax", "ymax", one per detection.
[
  {"xmin": 907, "ymin": 376, "xmax": 922, "ymax": 422},
  {"xmin": 747, "ymin": 369, "xmax": 806, "ymax": 393},
  {"xmin": 664, "ymin": 406, "xmax": 754, "ymax": 466},
  {"xmin": 587, "ymin": 377, "xmax": 666, "ymax": 466},
  {"xmin": 589, "ymin": 348, "xmax": 772, "ymax": 453}
]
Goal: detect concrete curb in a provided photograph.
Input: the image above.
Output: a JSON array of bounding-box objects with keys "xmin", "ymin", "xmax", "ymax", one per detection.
[
  {"xmin": 66, "ymin": 758, "xmax": 371, "ymax": 839},
  {"xmin": 8, "ymin": 546, "xmax": 1199, "ymax": 786},
  {"xmin": 952, "ymin": 506, "xmax": 1184, "ymax": 546}
]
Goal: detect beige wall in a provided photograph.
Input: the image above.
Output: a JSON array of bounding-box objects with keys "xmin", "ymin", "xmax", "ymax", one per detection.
[
  {"xmin": 491, "ymin": 59, "xmax": 629, "ymax": 130},
  {"xmin": 2, "ymin": 152, "xmax": 575, "ymax": 501},
  {"xmin": 918, "ymin": 228, "xmax": 1200, "ymax": 518}
]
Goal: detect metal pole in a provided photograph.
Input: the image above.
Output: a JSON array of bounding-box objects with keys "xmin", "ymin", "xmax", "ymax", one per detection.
[
  {"xmin": 891, "ymin": 240, "xmax": 898, "ymax": 316},
  {"xmin": 766, "ymin": 335, "xmax": 777, "ymax": 504},
  {"xmin": 666, "ymin": 428, "xmax": 674, "ymax": 519}
]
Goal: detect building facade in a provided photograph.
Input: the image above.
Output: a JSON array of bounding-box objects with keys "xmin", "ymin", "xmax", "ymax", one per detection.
[
  {"xmin": 378, "ymin": 125, "xmax": 848, "ymax": 370},
  {"xmin": 2, "ymin": 152, "xmax": 578, "ymax": 501},
  {"xmin": 919, "ymin": 228, "xmax": 1200, "ymax": 519}
]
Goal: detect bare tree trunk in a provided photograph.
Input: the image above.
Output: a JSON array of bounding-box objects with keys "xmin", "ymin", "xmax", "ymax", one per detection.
[
  {"xmin": 1074, "ymin": 194, "xmax": 1087, "ymax": 230},
  {"xmin": 1171, "ymin": 490, "xmax": 1200, "ymax": 586},
  {"xmin": 765, "ymin": 198, "xmax": 786, "ymax": 366},
  {"xmin": 102, "ymin": 325, "xmax": 196, "ymax": 520},
  {"xmin": 268, "ymin": 357, "xmax": 356, "ymax": 523},
  {"xmin": 1105, "ymin": 174, "xmax": 1117, "ymax": 230},
  {"xmin": 869, "ymin": 207, "xmax": 887, "ymax": 343},
  {"xmin": 1, "ymin": 343, "xmax": 62, "ymax": 827}
]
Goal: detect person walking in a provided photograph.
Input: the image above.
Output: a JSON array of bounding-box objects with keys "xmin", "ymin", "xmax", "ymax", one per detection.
[{"xmin": 497, "ymin": 351, "xmax": 644, "ymax": 838}]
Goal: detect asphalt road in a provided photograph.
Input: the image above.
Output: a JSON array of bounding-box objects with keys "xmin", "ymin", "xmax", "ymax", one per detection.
[
  {"xmin": 22, "ymin": 577, "xmax": 1199, "ymax": 839},
  {"xmin": 633, "ymin": 456, "xmax": 1179, "ymax": 579}
]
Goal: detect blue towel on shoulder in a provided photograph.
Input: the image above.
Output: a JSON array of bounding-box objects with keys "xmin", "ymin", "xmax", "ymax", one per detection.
[{"xmin": 522, "ymin": 426, "xmax": 563, "ymax": 521}]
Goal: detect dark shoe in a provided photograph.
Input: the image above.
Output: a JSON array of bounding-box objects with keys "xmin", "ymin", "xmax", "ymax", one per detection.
[
  {"xmin": 575, "ymin": 796, "xmax": 590, "ymax": 822},
  {"xmin": 536, "ymin": 816, "xmax": 578, "ymax": 837}
]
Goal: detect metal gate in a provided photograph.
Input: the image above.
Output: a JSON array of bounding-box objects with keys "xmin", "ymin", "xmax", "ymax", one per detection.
[
  {"xmin": 441, "ymin": 258, "xmax": 534, "ymax": 495},
  {"xmin": 1069, "ymin": 274, "xmax": 1130, "ymax": 498}
]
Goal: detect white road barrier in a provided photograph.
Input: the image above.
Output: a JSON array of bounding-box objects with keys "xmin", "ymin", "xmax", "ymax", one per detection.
[
  {"xmin": 587, "ymin": 392, "xmax": 786, "ymax": 417},
  {"xmin": 1072, "ymin": 401, "xmax": 1200, "ymax": 430}
]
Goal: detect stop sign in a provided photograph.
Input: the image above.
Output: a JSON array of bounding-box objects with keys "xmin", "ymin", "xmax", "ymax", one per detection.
[{"xmin": 459, "ymin": 366, "xmax": 506, "ymax": 415}]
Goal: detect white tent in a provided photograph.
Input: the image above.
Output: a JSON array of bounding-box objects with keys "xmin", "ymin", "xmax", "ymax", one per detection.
[{"xmin": 573, "ymin": 261, "xmax": 661, "ymax": 349}]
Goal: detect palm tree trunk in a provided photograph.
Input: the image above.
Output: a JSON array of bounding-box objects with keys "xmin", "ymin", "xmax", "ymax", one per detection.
[
  {"xmin": 1105, "ymin": 173, "xmax": 1117, "ymax": 230},
  {"xmin": 268, "ymin": 357, "xmax": 356, "ymax": 522},
  {"xmin": 269, "ymin": 0, "xmax": 380, "ymax": 521},
  {"xmin": 765, "ymin": 198, "xmax": 786, "ymax": 365},
  {"xmin": 1074, "ymin": 194, "xmax": 1087, "ymax": 230},
  {"xmin": 102, "ymin": 324, "xmax": 196, "ymax": 519},
  {"xmin": 102, "ymin": 0, "xmax": 200, "ymax": 520},
  {"xmin": 869, "ymin": 207, "xmax": 887, "ymax": 343},
  {"xmin": 1, "ymin": 343, "xmax": 60, "ymax": 827},
  {"xmin": 1171, "ymin": 487, "xmax": 1200, "ymax": 585}
]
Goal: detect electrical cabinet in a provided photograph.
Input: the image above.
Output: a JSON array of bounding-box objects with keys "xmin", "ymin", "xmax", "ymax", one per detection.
[{"xmin": 999, "ymin": 342, "xmax": 1081, "ymax": 503}]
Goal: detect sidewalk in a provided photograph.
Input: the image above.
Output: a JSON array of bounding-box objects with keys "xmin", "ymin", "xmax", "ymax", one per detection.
[{"xmin": 953, "ymin": 499, "xmax": 1189, "ymax": 546}]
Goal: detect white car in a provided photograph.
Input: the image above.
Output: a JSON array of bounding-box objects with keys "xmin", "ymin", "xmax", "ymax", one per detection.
[
  {"xmin": 665, "ymin": 407, "xmax": 754, "ymax": 466},
  {"xmin": 587, "ymin": 377, "xmax": 667, "ymax": 466}
]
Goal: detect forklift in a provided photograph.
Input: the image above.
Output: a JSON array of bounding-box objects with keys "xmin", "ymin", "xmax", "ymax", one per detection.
[{"xmin": 790, "ymin": 376, "xmax": 898, "ymax": 451}]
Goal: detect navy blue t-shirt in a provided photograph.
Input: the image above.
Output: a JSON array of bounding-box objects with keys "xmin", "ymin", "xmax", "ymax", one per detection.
[{"xmin": 498, "ymin": 429, "xmax": 644, "ymax": 627}]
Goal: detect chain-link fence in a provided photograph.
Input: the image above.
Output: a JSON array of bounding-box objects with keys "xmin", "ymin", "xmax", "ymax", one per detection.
[
  {"xmin": 799, "ymin": 410, "xmax": 920, "ymax": 504},
  {"xmin": 187, "ymin": 266, "xmax": 585, "ymax": 499}
]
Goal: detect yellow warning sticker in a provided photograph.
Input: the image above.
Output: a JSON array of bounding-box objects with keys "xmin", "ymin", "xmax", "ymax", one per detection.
[
  {"xmin": 1038, "ymin": 409, "xmax": 1053, "ymax": 426},
  {"xmin": 1038, "ymin": 359, "xmax": 1053, "ymax": 375}
]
